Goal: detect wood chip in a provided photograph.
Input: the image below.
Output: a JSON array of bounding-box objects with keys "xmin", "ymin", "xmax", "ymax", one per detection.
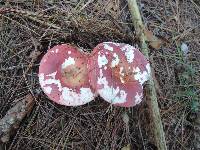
[{"xmin": 0, "ymin": 94, "xmax": 35, "ymax": 143}]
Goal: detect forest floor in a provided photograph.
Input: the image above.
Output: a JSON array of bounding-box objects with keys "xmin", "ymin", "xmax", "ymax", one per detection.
[{"xmin": 0, "ymin": 0, "xmax": 200, "ymax": 150}]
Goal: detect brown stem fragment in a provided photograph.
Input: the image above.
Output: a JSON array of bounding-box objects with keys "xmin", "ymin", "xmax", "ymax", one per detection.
[{"xmin": 127, "ymin": 0, "xmax": 167, "ymax": 149}]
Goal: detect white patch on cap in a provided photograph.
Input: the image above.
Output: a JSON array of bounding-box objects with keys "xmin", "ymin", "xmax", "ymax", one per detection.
[
  {"xmin": 97, "ymin": 69, "xmax": 127, "ymax": 104},
  {"xmin": 146, "ymin": 63, "xmax": 151, "ymax": 75},
  {"xmin": 61, "ymin": 87, "xmax": 94, "ymax": 106},
  {"xmin": 39, "ymin": 73, "xmax": 45, "ymax": 85},
  {"xmin": 46, "ymin": 71, "xmax": 57, "ymax": 79},
  {"xmin": 39, "ymin": 72, "xmax": 62, "ymax": 91},
  {"xmin": 44, "ymin": 86, "xmax": 52, "ymax": 94},
  {"xmin": 39, "ymin": 72, "xmax": 94, "ymax": 106},
  {"xmin": 62, "ymin": 57, "xmax": 75, "ymax": 69},
  {"xmin": 103, "ymin": 42, "xmax": 112, "ymax": 44},
  {"xmin": 135, "ymin": 92, "xmax": 143, "ymax": 104},
  {"xmin": 111, "ymin": 53, "xmax": 120, "ymax": 68},
  {"xmin": 103, "ymin": 42, "xmax": 120, "ymax": 46},
  {"xmin": 121, "ymin": 44, "xmax": 135, "ymax": 63},
  {"xmin": 104, "ymin": 66, "xmax": 107, "ymax": 70},
  {"xmin": 55, "ymin": 49, "xmax": 59, "ymax": 53},
  {"xmin": 133, "ymin": 67, "xmax": 150, "ymax": 85},
  {"xmin": 103, "ymin": 44, "xmax": 113, "ymax": 51},
  {"xmin": 113, "ymin": 43, "xmax": 120, "ymax": 46},
  {"xmin": 119, "ymin": 67, "xmax": 125, "ymax": 83},
  {"xmin": 68, "ymin": 51, "xmax": 71, "ymax": 54},
  {"xmin": 98, "ymin": 55, "xmax": 108, "ymax": 68}
]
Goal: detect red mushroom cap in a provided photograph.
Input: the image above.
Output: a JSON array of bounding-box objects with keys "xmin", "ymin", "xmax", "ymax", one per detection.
[
  {"xmin": 39, "ymin": 44, "xmax": 95, "ymax": 106},
  {"xmin": 88, "ymin": 42, "xmax": 151, "ymax": 107}
]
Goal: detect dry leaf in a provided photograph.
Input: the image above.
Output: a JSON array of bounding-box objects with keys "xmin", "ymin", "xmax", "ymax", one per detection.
[
  {"xmin": 121, "ymin": 144, "xmax": 131, "ymax": 150},
  {"xmin": 0, "ymin": 94, "xmax": 35, "ymax": 143},
  {"xmin": 144, "ymin": 29, "xmax": 163, "ymax": 49}
]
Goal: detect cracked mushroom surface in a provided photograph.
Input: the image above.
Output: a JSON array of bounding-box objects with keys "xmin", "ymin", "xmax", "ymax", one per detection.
[
  {"xmin": 39, "ymin": 44, "xmax": 95, "ymax": 106},
  {"xmin": 88, "ymin": 42, "xmax": 151, "ymax": 107}
]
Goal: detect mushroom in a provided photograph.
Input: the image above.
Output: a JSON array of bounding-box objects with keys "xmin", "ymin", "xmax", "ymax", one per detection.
[
  {"xmin": 39, "ymin": 44, "xmax": 95, "ymax": 106},
  {"xmin": 88, "ymin": 42, "xmax": 151, "ymax": 107}
]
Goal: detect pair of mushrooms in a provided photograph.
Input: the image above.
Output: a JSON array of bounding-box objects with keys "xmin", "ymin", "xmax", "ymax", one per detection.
[{"xmin": 39, "ymin": 42, "xmax": 151, "ymax": 107}]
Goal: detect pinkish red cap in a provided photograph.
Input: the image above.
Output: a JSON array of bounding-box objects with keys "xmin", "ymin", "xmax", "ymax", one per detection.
[
  {"xmin": 39, "ymin": 44, "xmax": 95, "ymax": 106},
  {"xmin": 88, "ymin": 42, "xmax": 151, "ymax": 107}
]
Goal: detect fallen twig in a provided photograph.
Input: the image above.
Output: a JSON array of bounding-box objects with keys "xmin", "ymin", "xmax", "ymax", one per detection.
[{"xmin": 127, "ymin": 0, "xmax": 167, "ymax": 149}]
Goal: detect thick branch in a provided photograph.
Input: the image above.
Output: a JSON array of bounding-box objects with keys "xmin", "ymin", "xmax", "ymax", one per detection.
[{"xmin": 127, "ymin": 0, "xmax": 167, "ymax": 149}]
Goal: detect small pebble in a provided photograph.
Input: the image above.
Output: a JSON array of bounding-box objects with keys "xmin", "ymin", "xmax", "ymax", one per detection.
[{"xmin": 181, "ymin": 43, "xmax": 189, "ymax": 56}]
